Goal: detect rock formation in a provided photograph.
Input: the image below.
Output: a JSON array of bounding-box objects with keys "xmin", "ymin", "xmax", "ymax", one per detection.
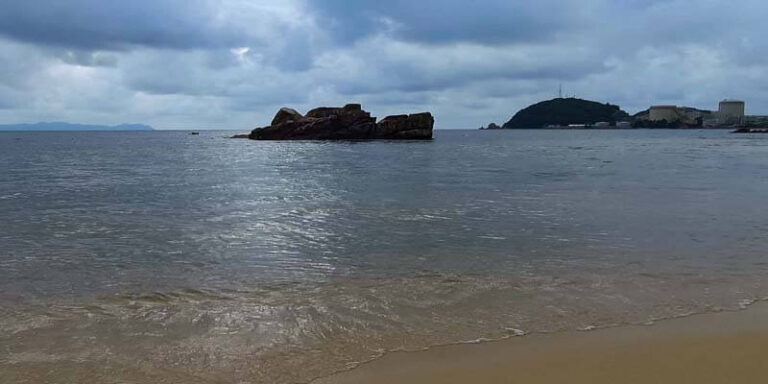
[
  {"xmin": 242, "ymin": 104, "xmax": 434, "ymax": 140},
  {"xmin": 375, "ymin": 113, "xmax": 435, "ymax": 139},
  {"xmin": 733, "ymin": 128, "xmax": 768, "ymax": 133},
  {"xmin": 271, "ymin": 107, "xmax": 304, "ymax": 126},
  {"xmin": 479, "ymin": 123, "xmax": 501, "ymax": 130}
]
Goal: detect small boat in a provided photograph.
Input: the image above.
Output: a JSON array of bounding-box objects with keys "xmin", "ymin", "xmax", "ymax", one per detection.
[{"xmin": 190, "ymin": 131, "xmax": 200, "ymax": 135}]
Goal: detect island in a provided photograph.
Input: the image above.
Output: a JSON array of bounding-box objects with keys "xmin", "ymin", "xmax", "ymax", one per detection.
[
  {"xmin": 236, "ymin": 104, "xmax": 434, "ymax": 140},
  {"xmin": 483, "ymin": 97, "xmax": 768, "ymax": 130},
  {"xmin": 500, "ymin": 98, "xmax": 630, "ymax": 129},
  {"xmin": 0, "ymin": 122, "xmax": 153, "ymax": 131},
  {"xmin": 478, "ymin": 123, "xmax": 502, "ymax": 130}
]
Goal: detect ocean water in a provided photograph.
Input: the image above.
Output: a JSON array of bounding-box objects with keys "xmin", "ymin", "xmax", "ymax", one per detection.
[{"xmin": 1, "ymin": 129, "xmax": 768, "ymax": 382}]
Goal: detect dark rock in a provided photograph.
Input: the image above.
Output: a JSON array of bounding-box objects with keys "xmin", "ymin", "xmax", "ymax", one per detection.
[
  {"xmin": 246, "ymin": 104, "xmax": 433, "ymax": 140},
  {"xmin": 482, "ymin": 123, "xmax": 501, "ymax": 130},
  {"xmin": 733, "ymin": 128, "xmax": 768, "ymax": 133},
  {"xmin": 271, "ymin": 108, "xmax": 304, "ymax": 126},
  {"xmin": 375, "ymin": 115, "xmax": 409, "ymax": 137},
  {"xmin": 231, "ymin": 133, "xmax": 250, "ymax": 139},
  {"xmin": 305, "ymin": 107, "xmax": 339, "ymax": 119},
  {"xmin": 343, "ymin": 103, "xmax": 362, "ymax": 112},
  {"xmin": 375, "ymin": 113, "xmax": 434, "ymax": 139}
]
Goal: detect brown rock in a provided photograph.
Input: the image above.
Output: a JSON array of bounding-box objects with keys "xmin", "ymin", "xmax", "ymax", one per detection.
[
  {"xmin": 375, "ymin": 115, "xmax": 409, "ymax": 137},
  {"xmin": 246, "ymin": 104, "xmax": 433, "ymax": 140},
  {"xmin": 305, "ymin": 107, "xmax": 342, "ymax": 119},
  {"xmin": 271, "ymin": 107, "xmax": 304, "ymax": 126},
  {"xmin": 374, "ymin": 112, "xmax": 434, "ymax": 139},
  {"xmin": 343, "ymin": 103, "xmax": 362, "ymax": 112}
]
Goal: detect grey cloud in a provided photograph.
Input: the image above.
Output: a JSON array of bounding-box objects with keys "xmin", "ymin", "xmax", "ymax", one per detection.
[
  {"xmin": 358, "ymin": 91, "xmax": 431, "ymax": 107},
  {"xmin": 307, "ymin": 0, "xmax": 590, "ymax": 45},
  {"xmin": 317, "ymin": 40, "xmax": 607, "ymax": 96},
  {"xmin": 0, "ymin": 0, "xmax": 248, "ymax": 50},
  {"xmin": 0, "ymin": 87, "xmax": 17, "ymax": 109},
  {"xmin": 57, "ymin": 50, "xmax": 118, "ymax": 67},
  {"xmin": 120, "ymin": 49, "xmax": 312, "ymax": 108},
  {"xmin": 0, "ymin": 39, "xmax": 50, "ymax": 88}
]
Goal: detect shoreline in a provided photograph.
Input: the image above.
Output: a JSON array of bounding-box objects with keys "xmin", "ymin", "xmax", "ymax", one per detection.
[{"xmin": 314, "ymin": 300, "xmax": 768, "ymax": 384}]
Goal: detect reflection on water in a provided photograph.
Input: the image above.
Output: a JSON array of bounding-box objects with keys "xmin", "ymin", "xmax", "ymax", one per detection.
[{"xmin": 1, "ymin": 130, "xmax": 768, "ymax": 382}]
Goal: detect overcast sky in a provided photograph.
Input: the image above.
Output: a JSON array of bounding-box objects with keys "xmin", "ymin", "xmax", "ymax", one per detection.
[{"xmin": 0, "ymin": 0, "xmax": 765, "ymax": 129}]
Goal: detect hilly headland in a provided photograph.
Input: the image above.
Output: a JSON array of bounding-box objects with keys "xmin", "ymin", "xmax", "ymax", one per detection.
[
  {"xmin": 481, "ymin": 97, "xmax": 767, "ymax": 130},
  {"xmin": 498, "ymin": 98, "xmax": 630, "ymax": 129}
]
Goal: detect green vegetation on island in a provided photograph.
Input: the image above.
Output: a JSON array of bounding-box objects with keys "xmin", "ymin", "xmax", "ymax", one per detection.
[{"xmin": 502, "ymin": 98, "xmax": 630, "ymax": 129}]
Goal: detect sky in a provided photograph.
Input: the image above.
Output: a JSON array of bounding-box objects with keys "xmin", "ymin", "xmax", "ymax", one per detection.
[{"xmin": 0, "ymin": 0, "xmax": 765, "ymax": 130}]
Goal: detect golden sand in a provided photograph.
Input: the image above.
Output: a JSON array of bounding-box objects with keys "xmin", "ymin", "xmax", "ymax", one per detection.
[{"xmin": 315, "ymin": 302, "xmax": 768, "ymax": 384}]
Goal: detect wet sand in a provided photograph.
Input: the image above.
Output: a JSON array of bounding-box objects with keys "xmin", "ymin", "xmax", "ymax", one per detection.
[{"xmin": 315, "ymin": 302, "xmax": 768, "ymax": 384}]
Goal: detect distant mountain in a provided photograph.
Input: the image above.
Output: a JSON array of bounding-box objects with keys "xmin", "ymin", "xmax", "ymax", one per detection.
[
  {"xmin": 502, "ymin": 98, "xmax": 630, "ymax": 129},
  {"xmin": 0, "ymin": 122, "xmax": 154, "ymax": 131}
]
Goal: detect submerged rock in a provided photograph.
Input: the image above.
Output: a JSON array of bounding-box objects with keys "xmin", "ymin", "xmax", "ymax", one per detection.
[
  {"xmin": 733, "ymin": 128, "xmax": 768, "ymax": 133},
  {"xmin": 244, "ymin": 104, "xmax": 434, "ymax": 140}
]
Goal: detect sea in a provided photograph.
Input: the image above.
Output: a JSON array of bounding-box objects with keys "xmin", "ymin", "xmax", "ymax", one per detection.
[{"xmin": 1, "ymin": 129, "xmax": 767, "ymax": 383}]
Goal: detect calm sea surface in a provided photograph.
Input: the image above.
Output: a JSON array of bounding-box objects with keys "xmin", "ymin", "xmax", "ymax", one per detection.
[{"xmin": 1, "ymin": 129, "xmax": 768, "ymax": 382}]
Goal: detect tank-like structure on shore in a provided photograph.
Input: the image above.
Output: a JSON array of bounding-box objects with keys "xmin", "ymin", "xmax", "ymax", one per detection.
[{"xmin": 719, "ymin": 100, "xmax": 745, "ymax": 125}]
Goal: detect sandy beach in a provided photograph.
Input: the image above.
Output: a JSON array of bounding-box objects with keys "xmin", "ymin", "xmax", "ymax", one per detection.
[{"xmin": 315, "ymin": 301, "xmax": 768, "ymax": 384}]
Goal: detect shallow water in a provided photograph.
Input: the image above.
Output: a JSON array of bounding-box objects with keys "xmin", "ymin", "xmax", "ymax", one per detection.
[{"xmin": 1, "ymin": 129, "xmax": 768, "ymax": 382}]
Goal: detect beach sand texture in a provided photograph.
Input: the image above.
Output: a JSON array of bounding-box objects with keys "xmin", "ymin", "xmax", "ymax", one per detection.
[{"xmin": 316, "ymin": 302, "xmax": 768, "ymax": 384}]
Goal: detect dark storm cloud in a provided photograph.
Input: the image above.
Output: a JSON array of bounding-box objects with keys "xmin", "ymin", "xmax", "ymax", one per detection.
[
  {"xmin": 315, "ymin": 39, "xmax": 606, "ymax": 96},
  {"xmin": 307, "ymin": 0, "xmax": 588, "ymax": 45},
  {"xmin": 0, "ymin": 0, "xmax": 244, "ymax": 50}
]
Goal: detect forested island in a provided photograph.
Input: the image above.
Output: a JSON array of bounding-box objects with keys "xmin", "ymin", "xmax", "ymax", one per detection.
[{"xmin": 484, "ymin": 98, "xmax": 630, "ymax": 129}]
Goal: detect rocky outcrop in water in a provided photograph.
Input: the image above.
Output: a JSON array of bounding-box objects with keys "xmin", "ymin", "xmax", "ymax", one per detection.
[
  {"xmin": 242, "ymin": 104, "xmax": 434, "ymax": 140},
  {"xmin": 733, "ymin": 128, "xmax": 768, "ymax": 133},
  {"xmin": 479, "ymin": 123, "xmax": 501, "ymax": 130}
]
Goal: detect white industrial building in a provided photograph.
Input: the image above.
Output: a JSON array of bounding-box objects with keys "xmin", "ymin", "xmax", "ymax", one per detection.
[{"xmin": 644, "ymin": 100, "xmax": 751, "ymax": 127}]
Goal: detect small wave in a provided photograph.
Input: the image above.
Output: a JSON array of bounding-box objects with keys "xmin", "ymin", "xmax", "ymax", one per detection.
[{"xmin": 3, "ymin": 273, "xmax": 768, "ymax": 384}]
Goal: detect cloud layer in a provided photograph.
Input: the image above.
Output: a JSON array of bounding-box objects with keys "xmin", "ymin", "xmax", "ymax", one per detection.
[{"xmin": 0, "ymin": 0, "xmax": 765, "ymax": 129}]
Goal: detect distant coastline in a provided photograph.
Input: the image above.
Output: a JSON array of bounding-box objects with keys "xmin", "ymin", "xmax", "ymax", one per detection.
[
  {"xmin": 0, "ymin": 122, "xmax": 153, "ymax": 131},
  {"xmin": 480, "ymin": 97, "xmax": 768, "ymax": 130}
]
